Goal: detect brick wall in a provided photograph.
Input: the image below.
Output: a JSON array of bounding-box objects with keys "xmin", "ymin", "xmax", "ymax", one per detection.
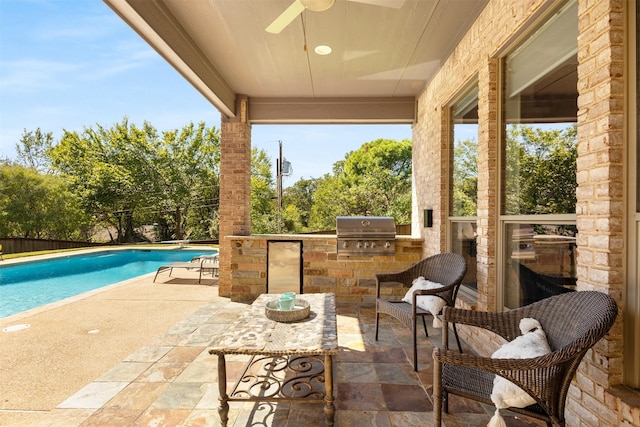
[
  {"xmin": 412, "ymin": 0, "xmax": 636, "ymax": 424},
  {"xmin": 226, "ymin": 234, "xmax": 422, "ymax": 303},
  {"xmin": 569, "ymin": 0, "xmax": 626, "ymax": 424},
  {"xmin": 414, "ymin": 0, "xmax": 548, "ymax": 311}
]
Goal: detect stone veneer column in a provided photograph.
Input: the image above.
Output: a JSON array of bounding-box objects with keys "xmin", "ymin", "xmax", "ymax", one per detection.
[{"xmin": 218, "ymin": 107, "xmax": 251, "ymax": 297}]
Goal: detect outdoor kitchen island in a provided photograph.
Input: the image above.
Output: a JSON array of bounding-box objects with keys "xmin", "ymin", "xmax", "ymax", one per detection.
[
  {"xmin": 209, "ymin": 293, "xmax": 338, "ymax": 426},
  {"xmin": 223, "ymin": 233, "xmax": 423, "ymax": 303}
]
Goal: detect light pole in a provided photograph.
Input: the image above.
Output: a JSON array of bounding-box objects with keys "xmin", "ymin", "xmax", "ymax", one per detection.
[
  {"xmin": 276, "ymin": 141, "xmax": 292, "ymax": 233},
  {"xmin": 277, "ymin": 141, "xmax": 283, "ymax": 233}
]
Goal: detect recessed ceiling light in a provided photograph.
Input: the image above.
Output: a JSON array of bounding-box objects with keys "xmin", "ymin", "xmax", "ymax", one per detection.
[{"xmin": 314, "ymin": 45, "xmax": 332, "ymax": 55}]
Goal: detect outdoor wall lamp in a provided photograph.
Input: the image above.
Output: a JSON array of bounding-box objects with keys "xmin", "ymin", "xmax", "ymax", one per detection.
[{"xmin": 424, "ymin": 208, "xmax": 433, "ymax": 228}]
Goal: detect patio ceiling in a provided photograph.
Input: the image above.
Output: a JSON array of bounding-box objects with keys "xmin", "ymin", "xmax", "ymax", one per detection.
[{"xmin": 104, "ymin": 0, "xmax": 487, "ymax": 123}]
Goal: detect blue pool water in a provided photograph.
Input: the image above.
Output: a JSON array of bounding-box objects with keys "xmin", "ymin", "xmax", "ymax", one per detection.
[{"xmin": 0, "ymin": 248, "xmax": 217, "ymax": 318}]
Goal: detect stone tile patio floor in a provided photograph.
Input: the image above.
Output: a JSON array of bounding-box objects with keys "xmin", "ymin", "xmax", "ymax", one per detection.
[{"xmin": 35, "ymin": 298, "xmax": 545, "ymax": 426}]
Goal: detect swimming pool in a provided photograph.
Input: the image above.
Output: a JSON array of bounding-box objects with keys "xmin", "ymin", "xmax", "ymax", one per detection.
[{"xmin": 0, "ymin": 248, "xmax": 218, "ymax": 318}]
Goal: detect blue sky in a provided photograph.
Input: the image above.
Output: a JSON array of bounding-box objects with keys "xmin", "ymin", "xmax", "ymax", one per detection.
[{"xmin": 0, "ymin": 0, "xmax": 412, "ymax": 184}]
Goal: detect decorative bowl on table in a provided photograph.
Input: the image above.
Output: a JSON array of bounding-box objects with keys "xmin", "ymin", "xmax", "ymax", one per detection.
[{"xmin": 265, "ymin": 298, "xmax": 310, "ymax": 322}]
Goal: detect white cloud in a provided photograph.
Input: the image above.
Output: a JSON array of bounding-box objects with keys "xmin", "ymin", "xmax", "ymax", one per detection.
[
  {"xmin": 32, "ymin": 8, "xmax": 121, "ymax": 43},
  {"xmin": 86, "ymin": 41, "xmax": 159, "ymax": 81},
  {"xmin": 0, "ymin": 59, "xmax": 80, "ymax": 92}
]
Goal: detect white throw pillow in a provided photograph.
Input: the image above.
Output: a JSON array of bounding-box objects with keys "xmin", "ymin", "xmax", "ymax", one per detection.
[
  {"xmin": 401, "ymin": 277, "xmax": 446, "ymax": 327},
  {"xmin": 488, "ymin": 318, "xmax": 551, "ymax": 427}
]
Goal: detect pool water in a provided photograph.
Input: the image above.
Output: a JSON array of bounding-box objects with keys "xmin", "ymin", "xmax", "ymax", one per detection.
[{"xmin": 0, "ymin": 248, "xmax": 217, "ymax": 318}]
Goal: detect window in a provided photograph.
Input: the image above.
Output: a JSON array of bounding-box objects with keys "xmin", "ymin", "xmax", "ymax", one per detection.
[
  {"xmin": 625, "ymin": 0, "xmax": 640, "ymax": 389},
  {"xmin": 503, "ymin": 222, "xmax": 576, "ymax": 309},
  {"xmin": 501, "ymin": 0, "xmax": 578, "ymax": 308},
  {"xmin": 452, "ymin": 86, "xmax": 479, "ymax": 217},
  {"xmin": 450, "ymin": 85, "xmax": 478, "ymax": 290}
]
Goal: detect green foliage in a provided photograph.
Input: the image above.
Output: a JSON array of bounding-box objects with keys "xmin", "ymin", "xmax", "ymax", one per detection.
[
  {"xmin": 15, "ymin": 128, "xmax": 54, "ymax": 173},
  {"xmin": 505, "ymin": 124, "xmax": 577, "ymax": 215},
  {"xmin": 342, "ymin": 138, "xmax": 412, "ymax": 180},
  {"xmin": 250, "ymin": 148, "xmax": 278, "ymax": 233},
  {"xmin": 451, "ymin": 124, "xmax": 577, "ymax": 217},
  {"xmin": 453, "ymin": 138, "xmax": 478, "ymax": 216},
  {"xmin": 48, "ymin": 118, "xmax": 220, "ymax": 242},
  {"xmin": 0, "ymin": 165, "xmax": 90, "ymax": 239},
  {"xmin": 6, "ymin": 122, "xmax": 578, "ymax": 242},
  {"xmin": 8, "ymin": 124, "xmax": 414, "ymax": 238},
  {"xmin": 50, "ymin": 120, "xmax": 157, "ymax": 242},
  {"xmin": 249, "ymin": 138, "xmax": 413, "ymax": 234},
  {"xmin": 308, "ymin": 173, "xmax": 344, "ymax": 230},
  {"xmin": 151, "ymin": 122, "xmax": 220, "ymax": 240},
  {"xmin": 281, "ymin": 178, "xmax": 318, "ymax": 232},
  {"xmin": 308, "ymin": 138, "xmax": 412, "ymax": 230}
]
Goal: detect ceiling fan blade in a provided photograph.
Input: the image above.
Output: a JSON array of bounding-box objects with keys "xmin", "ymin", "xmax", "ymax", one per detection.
[{"xmin": 266, "ymin": 0, "xmax": 306, "ymax": 34}]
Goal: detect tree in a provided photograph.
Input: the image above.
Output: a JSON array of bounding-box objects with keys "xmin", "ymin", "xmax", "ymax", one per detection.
[
  {"xmin": 150, "ymin": 122, "xmax": 220, "ymax": 240},
  {"xmin": 308, "ymin": 173, "xmax": 344, "ymax": 230},
  {"xmin": 281, "ymin": 178, "xmax": 318, "ymax": 232},
  {"xmin": 250, "ymin": 148, "xmax": 278, "ymax": 233},
  {"xmin": 452, "ymin": 137, "xmax": 478, "ymax": 216},
  {"xmin": 50, "ymin": 119, "xmax": 159, "ymax": 242},
  {"xmin": 505, "ymin": 124, "xmax": 577, "ymax": 215},
  {"xmin": 15, "ymin": 128, "xmax": 54, "ymax": 173},
  {"xmin": 309, "ymin": 138, "xmax": 412, "ymax": 230},
  {"xmin": 49, "ymin": 118, "xmax": 220, "ymax": 243},
  {"xmin": 0, "ymin": 165, "xmax": 90, "ymax": 239}
]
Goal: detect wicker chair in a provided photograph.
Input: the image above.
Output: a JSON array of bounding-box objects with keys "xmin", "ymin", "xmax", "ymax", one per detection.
[
  {"xmin": 375, "ymin": 253, "xmax": 467, "ymax": 371},
  {"xmin": 433, "ymin": 291, "xmax": 618, "ymax": 427}
]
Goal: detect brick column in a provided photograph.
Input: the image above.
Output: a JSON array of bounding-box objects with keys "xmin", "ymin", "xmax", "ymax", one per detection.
[
  {"xmin": 218, "ymin": 101, "xmax": 251, "ymax": 297},
  {"xmin": 476, "ymin": 58, "xmax": 499, "ymax": 312},
  {"xmin": 567, "ymin": 0, "xmax": 624, "ymax": 424}
]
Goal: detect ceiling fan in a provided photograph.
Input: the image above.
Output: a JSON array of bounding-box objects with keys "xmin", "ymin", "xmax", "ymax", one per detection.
[
  {"xmin": 266, "ymin": 0, "xmax": 403, "ymax": 34},
  {"xmin": 266, "ymin": 0, "xmax": 334, "ymax": 34}
]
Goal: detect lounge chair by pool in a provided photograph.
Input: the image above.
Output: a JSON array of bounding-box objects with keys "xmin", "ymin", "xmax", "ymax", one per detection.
[
  {"xmin": 191, "ymin": 254, "xmax": 219, "ymax": 279},
  {"xmin": 200, "ymin": 255, "xmax": 219, "ymax": 278},
  {"xmin": 154, "ymin": 260, "xmax": 205, "ymax": 283}
]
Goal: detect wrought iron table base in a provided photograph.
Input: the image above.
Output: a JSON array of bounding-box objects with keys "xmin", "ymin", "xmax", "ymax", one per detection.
[{"xmin": 216, "ymin": 353, "xmax": 334, "ymax": 426}]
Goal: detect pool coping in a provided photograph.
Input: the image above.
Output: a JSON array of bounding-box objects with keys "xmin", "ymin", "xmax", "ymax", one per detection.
[{"xmin": 0, "ymin": 245, "xmax": 217, "ymax": 267}]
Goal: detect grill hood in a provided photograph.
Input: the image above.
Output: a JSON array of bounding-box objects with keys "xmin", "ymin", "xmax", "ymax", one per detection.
[{"xmin": 336, "ymin": 216, "xmax": 396, "ymax": 256}]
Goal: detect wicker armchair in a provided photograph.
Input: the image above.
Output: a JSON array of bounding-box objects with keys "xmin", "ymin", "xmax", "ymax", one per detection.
[
  {"xmin": 433, "ymin": 291, "xmax": 618, "ymax": 427},
  {"xmin": 375, "ymin": 253, "xmax": 467, "ymax": 371}
]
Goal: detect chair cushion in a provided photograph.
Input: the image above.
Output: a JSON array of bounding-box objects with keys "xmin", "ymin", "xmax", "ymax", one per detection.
[
  {"xmin": 402, "ymin": 277, "xmax": 446, "ymax": 326},
  {"xmin": 490, "ymin": 318, "xmax": 551, "ymax": 409}
]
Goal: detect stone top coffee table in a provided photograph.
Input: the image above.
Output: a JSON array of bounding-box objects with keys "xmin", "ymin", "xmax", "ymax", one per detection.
[{"xmin": 209, "ymin": 293, "xmax": 338, "ymax": 426}]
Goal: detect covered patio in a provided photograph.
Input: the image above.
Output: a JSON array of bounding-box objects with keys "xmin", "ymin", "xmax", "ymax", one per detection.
[
  {"xmin": 96, "ymin": 1, "xmax": 639, "ymax": 426},
  {"xmin": 103, "ymin": 0, "xmax": 488, "ymax": 300}
]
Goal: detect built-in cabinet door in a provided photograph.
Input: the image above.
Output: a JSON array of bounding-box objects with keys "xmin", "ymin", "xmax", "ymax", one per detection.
[{"xmin": 267, "ymin": 241, "xmax": 302, "ymax": 294}]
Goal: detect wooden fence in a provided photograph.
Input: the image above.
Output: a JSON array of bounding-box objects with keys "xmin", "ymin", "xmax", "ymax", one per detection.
[
  {"xmin": 0, "ymin": 238, "xmax": 221, "ymax": 255},
  {"xmin": 0, "ymin": 238, "xmax": 108, "ymax": 255}
]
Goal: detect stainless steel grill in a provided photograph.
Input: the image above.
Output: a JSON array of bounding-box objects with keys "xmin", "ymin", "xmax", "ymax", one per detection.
[{"xmin": 336, "ymin": 216, "xmax": 396, "ymax": 256}]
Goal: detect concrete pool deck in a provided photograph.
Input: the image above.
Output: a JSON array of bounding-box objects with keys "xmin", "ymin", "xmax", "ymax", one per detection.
[{"xmin": 0, "ymin": 261, "xmax": 219, "ymax": 426}]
